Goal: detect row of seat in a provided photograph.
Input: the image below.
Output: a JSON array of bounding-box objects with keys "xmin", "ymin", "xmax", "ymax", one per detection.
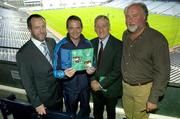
[
  {"xmin": 104, "ymin": 0, "xmax": 180, "ymax": 16},
  {"xmin": 0, "ymin": 48, "xmax": 18, "ymax": 62},
  {"xmin": 0, "ymin": 94, "xmax": 94, "ymax": 119}
]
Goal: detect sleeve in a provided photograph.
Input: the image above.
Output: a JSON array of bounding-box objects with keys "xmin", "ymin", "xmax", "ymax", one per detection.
[
  {"xmin": 100, "ymin": 41, "xmax": 123, "ymax": 89},
  {"xmin": 16, "ymin": 52, "xmax": 42, "ymax": 108},
  {"xmin": 148, "ymin": 35, "xmax": 170, "ymax": 104},
  {"xmin": 53, "ymin": 43, "xmax": 66, "ymax": 79}
]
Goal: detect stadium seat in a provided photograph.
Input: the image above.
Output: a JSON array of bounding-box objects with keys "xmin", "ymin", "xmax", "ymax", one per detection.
[
  {"xmin": 0, "ymin": 94, "xmax": 93, "ymax": 119},
  {"xmin": 0, "ymin": 94, "xmax": 35, "ymax": 119}
]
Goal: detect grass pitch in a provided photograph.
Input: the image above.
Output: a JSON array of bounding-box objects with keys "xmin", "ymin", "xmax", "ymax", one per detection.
[{"xmin": 34, "ymin": 6, "xmax": 180, "ymax": 47}]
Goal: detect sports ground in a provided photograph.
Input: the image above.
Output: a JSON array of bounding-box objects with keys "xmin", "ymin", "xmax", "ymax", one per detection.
[{"xmin": 34, "ymin": 6, "xmax": 180, "ymax": 48}]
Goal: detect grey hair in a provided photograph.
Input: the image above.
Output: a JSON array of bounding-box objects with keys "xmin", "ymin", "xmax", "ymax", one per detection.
[
  {"xmin": 124, "ymin": 2, "xmax": 148, "ymax": 20},
  {"xmin": 94, "ymin": 15, "xmax": 110, "ymax": 27}
]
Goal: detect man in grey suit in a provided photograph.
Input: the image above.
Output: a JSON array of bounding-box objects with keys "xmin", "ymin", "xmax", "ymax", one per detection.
[
  {"xmin": 16, "ymin": 14, "xmax": 63, "ymax": 115},
  {"xmin": 91, "ymin": 15, "xmax": 123, "ymax": 119}
]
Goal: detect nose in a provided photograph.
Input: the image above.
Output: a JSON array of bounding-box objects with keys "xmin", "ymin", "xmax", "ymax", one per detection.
[{"xmin": 98, "ymin": 27, "xmax": 104, "ymax": 33}]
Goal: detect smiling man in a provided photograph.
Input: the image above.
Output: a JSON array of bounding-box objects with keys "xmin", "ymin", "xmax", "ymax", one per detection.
[
  {"xmin": 53, "ymin": 15, "xmax": 96, "ymax": 119},
  {"xmin": 16, "ymin": 14, "xmax": 63, "ymax": 115},
  {"xmin": 90, "ymin": 15, "xmax": 123, "ymax": 119},
  {"xmin": 121, "ymin": 3, "xmax": 170, "ymax": 119}
]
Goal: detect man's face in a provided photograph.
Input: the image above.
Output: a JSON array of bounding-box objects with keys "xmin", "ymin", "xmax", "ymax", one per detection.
[
  {"xmin": 95, "ymin": 18, "xmax": 110, "ymax": 40},
  {"xmin": 67, "ymin": 20, "xmax": 82, "ymax": 41},
  {"xmin": 125, "ymin": 5, "xmax": 146, "ymax": 33},
  {"xmin": 28, "ymin": 17, "xmax": 47, "ymax": 42}
]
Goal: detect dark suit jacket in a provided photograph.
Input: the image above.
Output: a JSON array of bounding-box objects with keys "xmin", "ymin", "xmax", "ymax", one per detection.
[
  {"xmin": 16, "ymin": 38, "xmax": 62, "ymax": 108},
  {"xmin": 91, "ymin": 35, "xmax": 122, "ymax": 97}
]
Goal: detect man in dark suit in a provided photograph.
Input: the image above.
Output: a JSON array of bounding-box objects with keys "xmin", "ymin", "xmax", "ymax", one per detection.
[
  {"xmin": 90, "ymin": 15, "xmax": 123, "ymax": 119},
  {"xmin": 16, "ymin": 14, "xmax": 63, "ymax": 115}
]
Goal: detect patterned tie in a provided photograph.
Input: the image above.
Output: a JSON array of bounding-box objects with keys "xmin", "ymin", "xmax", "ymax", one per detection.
[
  {"xmin": 41, "ymin": 42, "xmax": 52, "ymax": 66},
  {"xmin": 97, "ymin": 41, "xmax": 103, "ymax": 66}
]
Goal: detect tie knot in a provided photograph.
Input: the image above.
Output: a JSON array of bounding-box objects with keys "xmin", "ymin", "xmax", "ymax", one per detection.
[
  {"xmin": 41, "ymin": 42, "xmax": 48, "ymax": 50},
  {"xmin": 41, "ymin": 42, "xmax": 46, "ymax": 46}
]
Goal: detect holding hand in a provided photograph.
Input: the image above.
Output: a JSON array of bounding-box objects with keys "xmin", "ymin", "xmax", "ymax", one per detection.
[
  {"xmin": 86, "ymin": 66, "xmax": 96, "ymax": 75},
  {"xmin": 91, "ymin": 80, "xmax": 101, "ymax": 91},
  {"xmin": 64, "ymin": 68, "xmax": 76, "ymax": 78}
]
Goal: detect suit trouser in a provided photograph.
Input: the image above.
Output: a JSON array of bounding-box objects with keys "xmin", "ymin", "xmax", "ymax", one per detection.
[
  {"xmin": 64, "ymin": 88, "xmax": 90, "ymax": 119},
  {"xmin": 122, "ymin": 81, "xmax": 152, "ymax": 119},
  {"xmin": 92, "ymin": 91, "xmax": 118, "ymax": 119},
  {"xmin": 47, "ymin": 98, "xmax": 63, "ymax": 112}
]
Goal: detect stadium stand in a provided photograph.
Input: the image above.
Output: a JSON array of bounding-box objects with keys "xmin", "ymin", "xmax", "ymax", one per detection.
[
  {"xmin": 103, "ymin": 0, "xmax": 180, "ymax": 17},
  {"xmin": 169, "ymin": 51, "xmax": 180, "ymax": 87},
  {"xmin": 0, "ymin": 7, "xmax": 59, "ymax": 90}
]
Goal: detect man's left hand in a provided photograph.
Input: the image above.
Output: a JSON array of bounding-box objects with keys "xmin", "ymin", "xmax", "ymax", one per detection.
[{"xmin": 146, "ymin": 101, "xmax": 157, "ymax": 112}]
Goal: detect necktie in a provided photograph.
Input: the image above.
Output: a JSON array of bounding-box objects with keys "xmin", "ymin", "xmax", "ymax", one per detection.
[
  {"xmin": 97, "ymin": 41, "xmax": 103, "ymax": 66},
  {"xmin": 41, "ymin": 42, "xmax": 52, "ymax": 66}
]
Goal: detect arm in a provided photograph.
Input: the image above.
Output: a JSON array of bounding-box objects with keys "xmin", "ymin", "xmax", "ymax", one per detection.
[
  {"xmin": 53, "ymin": 41, "xmax": 76, "ymax": 78},
  {"xmin": 16, "ymin": 53, "xmax": 42, "ymax": 108},
  {"xmin": 53, "ymin": 43, "xmax": 66, "ymax": 78},
  {"xmin": 148, "ymin": 36, "xmax": 170, "ymax": 104}
]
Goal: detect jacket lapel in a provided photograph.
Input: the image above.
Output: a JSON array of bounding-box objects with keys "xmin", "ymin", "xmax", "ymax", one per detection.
[
  {"xmin": 101, "ymin": 35, "xmax": 113, "ymax": 63},
  {"xmin": 30, "ymin": 40, "xmax": 52, "ymax": 67}
]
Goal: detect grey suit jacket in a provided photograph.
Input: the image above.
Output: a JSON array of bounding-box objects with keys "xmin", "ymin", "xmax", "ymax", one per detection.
[
  {"xmin": 91, "ymin": 35, "xmax": 123, "ymax": 97},
  {"xmin": 16, "ymin": 38, "xmax": 62, "ymax": 108}
]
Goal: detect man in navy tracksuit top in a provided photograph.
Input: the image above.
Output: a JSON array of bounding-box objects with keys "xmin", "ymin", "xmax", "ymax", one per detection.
[{"xmin": 53, "ymin": 15, "xmax": 96, "ymax": 119}]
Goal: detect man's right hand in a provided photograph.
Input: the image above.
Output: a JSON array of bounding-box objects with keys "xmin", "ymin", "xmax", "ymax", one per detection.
[
  {"xmin": 35, "ymin": 104, "xmax": 46, "ymax": 115},
  {"xmin": 91, "ymin": 80, "xmax": 101, "ymax": 91},
  {"xmin": 64, "ymin": 68, "xmax": 76, "ymax": 78}
]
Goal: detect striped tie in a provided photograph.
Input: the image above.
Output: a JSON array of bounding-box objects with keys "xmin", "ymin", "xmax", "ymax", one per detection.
[{"xmin": 41, "ymin": 42, "xmax": 52, "ymax": 66}]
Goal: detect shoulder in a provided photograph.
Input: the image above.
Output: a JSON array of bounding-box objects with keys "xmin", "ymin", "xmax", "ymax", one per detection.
[
  {"xmin": 83, "ymin": 38, "xmax": 93, "ymax": 47},
  {"xmin": 17, "ymin": 40, "xmax": 32, "ymax": 54},
  {"xmin": 46, "ymin": 37, "xmax": 56, "ymax": 46},
  {"xmin": 54, "ymin": 37, "xmax": 68, "ymax": 52},
  {"xmin": 16, "ymin": 40, "xmax": 32, "ymax": 60},
  {"xmin": 46, "ymin": 37, "xmax": 55, "ymax": 43},
  {"xmin": 147, "ymin": 27, "xmax": 168, "ymax": 44},
  {"xmin": 109, "ymin": 34, "xmax": 122, "ymax": 45},
  {"xmin": 90, "ymin": 37, "xmax": 98, "ymax": 44}
]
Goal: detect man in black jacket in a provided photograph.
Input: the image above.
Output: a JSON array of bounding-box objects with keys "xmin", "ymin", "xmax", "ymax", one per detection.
[
  {"xmin": 91, "ymin": 15, "xmax": 123, "ymax": 119},
  {"xmin": 16, "ymin": 14, "xmax": 63, "ymax": 115}
]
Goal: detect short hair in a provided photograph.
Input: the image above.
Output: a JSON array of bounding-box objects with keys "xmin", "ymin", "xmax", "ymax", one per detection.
[
  {"xmin": 27, "ymin": 14, "xmax": 45, "ymax": 29},
  {"xmin": 66, "ymin": 15, "xmax": 83, "ymax": 28},
  {"xmin": 94, "ymin": 15, "xmax": 110, "ymax": 27},
  {"xmin": 124, "ymin": 2, "xmax": 149, "ymax": 20}
]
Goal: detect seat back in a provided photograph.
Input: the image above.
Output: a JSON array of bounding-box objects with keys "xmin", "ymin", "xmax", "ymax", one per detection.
[{"xmin": 0, "ymin": 98, "xmax": 34, "ymax": 119}]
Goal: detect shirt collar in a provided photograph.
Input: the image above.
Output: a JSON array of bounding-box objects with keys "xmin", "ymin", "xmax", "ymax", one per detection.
[
  {"xmin": 98, "ymin": 34, "xmax": 110, "ymax": 47},
  {"xmin": 31, "ymin": 37, "xmax": 45, "ymax": 47}
]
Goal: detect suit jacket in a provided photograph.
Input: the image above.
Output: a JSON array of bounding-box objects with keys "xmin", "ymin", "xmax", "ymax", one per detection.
[
  {"xmin": 91, "ymin": 35, "xmax": 122, "ymax": 97},
  {"xmin": 16, "ymin": 38, "xmax": 62, "ymax": 108}
]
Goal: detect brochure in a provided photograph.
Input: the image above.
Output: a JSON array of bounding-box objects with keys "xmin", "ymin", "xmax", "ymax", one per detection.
[{"xmin": 60, "ymin": 48, "xmax": 93, "ymax": 71}]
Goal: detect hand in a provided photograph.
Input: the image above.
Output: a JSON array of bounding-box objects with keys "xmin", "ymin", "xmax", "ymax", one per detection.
[
  {"xmin": 64, "ymin": 68, "xmax": 76, "ymax": 78},
  {"xmin": 35, "ymin": 104, "xmax": 46, "ymax": 115},
  {"xmin": 91, "ymin": 80, "xmax": 101, "ymax": 91},
  {"xmin": 86, "ymin": 67, "xmax": 96, "ymax": 75},
  {"xmin": 146, "ymin": 101, "xmax": 157, "ymax": 112}
]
